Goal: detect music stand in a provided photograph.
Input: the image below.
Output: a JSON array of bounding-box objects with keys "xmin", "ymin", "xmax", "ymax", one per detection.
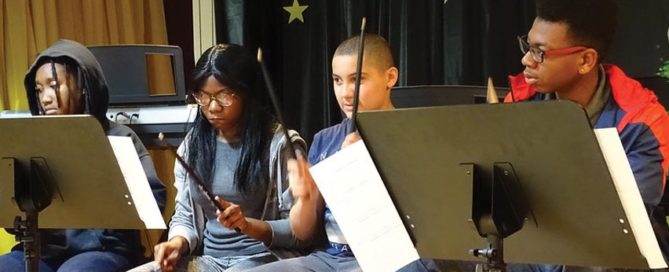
[
  {"xmin": 0, "ymin": 115, "xmax": 162, "ymax": 272},
  {"xmin": 355, "ymin": 100, "xmax": 663, "ymax": 270}
]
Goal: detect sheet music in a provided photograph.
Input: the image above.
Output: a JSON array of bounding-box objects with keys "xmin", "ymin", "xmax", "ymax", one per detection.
[
  {"xmin": 108, "ymin": 136, "xmax": 166, "ymax": 229},
  {"xmin": 309, "ymin": 140, "xmax": 420, "ymax": 272},
  {"xmin": 594, "ymin": 128, "xmax": 667, "ymax": 268}
]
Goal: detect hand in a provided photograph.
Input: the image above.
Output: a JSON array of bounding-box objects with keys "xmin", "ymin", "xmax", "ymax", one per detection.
[
  {"xmin": 287, "ymin": 155, "xmax": 323, "ymax": 242},
  {"xmin": 341, "ymin": 132, "xmax": 361, "ymax": 149},
  {"xmin": 287, "ymin": 155, "xmax": 317, "ymax": 200},
  {"xmin": 215, "ymin": 196, "xmax": 249, "ymax": 231},
  {"xmin": 154, "ymin": 237, "xmax": 187, "ymax": 272}
]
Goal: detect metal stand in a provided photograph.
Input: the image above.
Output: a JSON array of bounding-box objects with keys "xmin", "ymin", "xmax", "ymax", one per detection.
[
  {"xmin": 354, "ymin": 101, "xmax": 661, "ymax": 269},
  {"xmin": 9, "ymin": 157, "xmax": 59, "ymax": 272},
  {"xmin": 13, "ymin": 212, "xmax": 39, "ymax": 272},
  {"xmin": 0, "ymin": 116, "xmax": 166, "ymax": 272},
  {"xmin": 472, "ymin": 234, "xmax": 505, "ymax": 272},
  {"xmin": 464, "ymin": 162, "xmax": 533, "ymax": 272}
]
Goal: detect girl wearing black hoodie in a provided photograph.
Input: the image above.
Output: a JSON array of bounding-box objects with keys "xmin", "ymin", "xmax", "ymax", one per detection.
[{"xmin": 0, "ymin": 39, "xmax": 166, "ymax": 272}]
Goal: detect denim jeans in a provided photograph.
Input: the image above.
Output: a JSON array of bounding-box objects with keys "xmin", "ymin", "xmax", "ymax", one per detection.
[
  {"xmin": 0, "ymin": 250, "xmax": 130, "ymax": 272},
  {"xmin": 128, "ymin": 251, "xmax": 277, "ymax": 272}
]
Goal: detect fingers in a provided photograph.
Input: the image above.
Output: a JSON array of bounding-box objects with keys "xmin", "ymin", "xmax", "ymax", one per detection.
[
  {"xmin": 297, "ymin": 157, "xmax": 315, "ymax": 187},
  {"xmin": 341, "ymin": 132, "xmax": 361, "ymax": 149},
  {"xmin": 214, "ymin": 196, "xmax": 231, "ymax": 210},
  {"xmin": 287, "ymin": 159, "xmax": 299, "ymax": 176},
  {"xmin": 161, "ymin": 256, "xmax": 175, "ymax": 271},
  {"xmin": 288, "ymin": 156, "xmax": 306, "ymax": 180},
  {"xmin": 227, "ymin": 214, "xmax": 248, "ymax": 230},
  {"xmin": 218, "ymin": 204, "xmax": 239, "ymax": 220},
  {"xmin": 154, "ymin": 242, "xmax": 179, "ymax": 272},
  {"xmin": 288, "ymin": 155, "xmax": 308, "ymax": 175},
  {"xmin": 154, "ymin": 243, "xmax": 166, "ymax": 264},
  {"xmin": 216, "ymin": 203, "xmax": 247, "ymax": 230},
  {"xmin": 297, "ymin": 156, "xmax": 309, "ymax": 176},
  {"xmin": 164, "ymin": 248, "xmax": 181, "ymax": 271},
  {"xmin": 289, "ymin": 156, "xmax": 315, "ymax": 200}
]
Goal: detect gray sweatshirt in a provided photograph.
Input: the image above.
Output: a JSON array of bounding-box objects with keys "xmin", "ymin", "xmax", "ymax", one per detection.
[{"xmin": 168, "ymin": 127, "xmax": 307, "ymax": 258}]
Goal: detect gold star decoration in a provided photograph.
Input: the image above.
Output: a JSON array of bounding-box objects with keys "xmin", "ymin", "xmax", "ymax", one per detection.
[{"xmin": 283, "ymin": 0, "xmax": 309, "ymax": 24}]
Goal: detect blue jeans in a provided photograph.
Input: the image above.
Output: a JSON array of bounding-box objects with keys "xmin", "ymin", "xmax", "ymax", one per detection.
[
  {"xmin": 245, "ymin": 250, "xmax": 363, "ymax": 272},
  {"xmin": 0, "ymin": 250, "xmax": 130, "ymax": 272},
  {"xmin": 128, "ymin": 251, "xmax": 277, "ymax": 272},
  {"xmin": 506, "ymin": 264, "xmax": 660, "ymax": 272},
  {"xmin": 246, "ymin": 250, "xmax": 441, "ymax": 272}
]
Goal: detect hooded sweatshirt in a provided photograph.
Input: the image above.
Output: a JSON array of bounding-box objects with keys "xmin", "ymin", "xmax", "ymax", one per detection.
[{"xmin": 20, "ymin": 39, "xmax": 166, "ymax": 266}]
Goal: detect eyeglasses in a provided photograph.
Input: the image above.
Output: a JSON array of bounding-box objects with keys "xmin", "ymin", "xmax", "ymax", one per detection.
[
  {"xmin": 517, "ymin": 35, "xmax": 588, "ymax": 63},
  {"xmin": 192, "ymin": 90, "xmax": 236, "ymax": 107}
]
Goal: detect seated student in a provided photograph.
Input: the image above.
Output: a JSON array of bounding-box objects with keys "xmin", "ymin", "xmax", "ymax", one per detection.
[
  {"xmin": 249, "ymin": 34, "xmax": 441, "ymax": 272},
  {"xmin": 506, "ymin": 0, "xmax": 669, "ymax": 270},
  {"xmin": 129, "ymin": 43, "xmax": 308, "ymax": 272},
  {"xmin": 0, "ymin": 39, "xmax": 167, "ymax": 271}
]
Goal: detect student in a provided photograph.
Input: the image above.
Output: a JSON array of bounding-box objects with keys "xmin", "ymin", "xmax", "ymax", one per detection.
[
  {"xmin": 506, "ymin": 0, "xmax": 669, "ymax": 270},
  {"xmin": 249, "ymin": 34, "xmax": 440, "ymax": 272},
  {"xmin": 129, "ymin": 43, "xmax": 308, "ymax": 272},
  {"xmin": 0, "ymin": 39, "xmax": 167, "ymax": 271}
]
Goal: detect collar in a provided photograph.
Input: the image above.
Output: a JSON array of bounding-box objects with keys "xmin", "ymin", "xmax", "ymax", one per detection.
[{"xmin": 583, "ymin": 65, "xmax": 611, "ymax": 126}]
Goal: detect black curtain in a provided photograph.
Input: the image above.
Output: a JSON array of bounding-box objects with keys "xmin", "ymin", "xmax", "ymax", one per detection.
[
  {"xmin": 164, "ymin": 0, "xmax": 195, "ymax": 92},
  {"xmin": 173, "ymin": 0, "xmax": 669, "ymax": 143},
  {"xmin": 607, "ymin": 0, "xmax": 669, "ymax": 108},
  {"xmin": 213, "ymin": 0, "xmax": 536, "ymax": 143}
]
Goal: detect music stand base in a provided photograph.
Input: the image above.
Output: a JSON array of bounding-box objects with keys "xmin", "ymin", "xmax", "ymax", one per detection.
[
  {"xmin": 14, "ymin": 211, "xmax": 40, "ymax": 272},
  {"xmin": 471, "ymin": 234, "xmax": 506, "ymax": 272}
]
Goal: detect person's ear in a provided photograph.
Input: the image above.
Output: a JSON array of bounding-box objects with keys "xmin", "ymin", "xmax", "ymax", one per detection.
[
  {"xmin": 578, "ymin": 49, "xmax": 599, "ymax": 75},
  {"xmin": 386, "ymin": 66, "xmax": 399, "ymax": 90}
]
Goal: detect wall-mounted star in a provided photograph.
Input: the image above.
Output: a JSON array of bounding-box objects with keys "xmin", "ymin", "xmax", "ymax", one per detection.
[{"xmin": 283, "ymin": 0, "xmax": 309, "ymax": 24}]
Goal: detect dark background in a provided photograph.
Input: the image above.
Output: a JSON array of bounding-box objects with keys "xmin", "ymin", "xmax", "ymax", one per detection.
[{"xmin": 163, "ymin": 0, "xmax": 669, "ymax": 143}]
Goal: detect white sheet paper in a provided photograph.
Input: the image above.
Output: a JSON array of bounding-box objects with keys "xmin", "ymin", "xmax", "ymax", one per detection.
[
  {"xmin": 594, "ymin": 128, "xmax": 667, "ymax": 269},
  {"xmin": 108, "ymin": 136, "xmax": 166, "ymax": 229},
  {"xmin": 309, "ymin": 140, "xmax": 420, "ymax": 272}
]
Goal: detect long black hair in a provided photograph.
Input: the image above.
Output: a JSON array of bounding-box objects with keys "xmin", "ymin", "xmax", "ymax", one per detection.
[{"xmin": 187, "ymin": 44, "xmax": 275, "ymax": 195}]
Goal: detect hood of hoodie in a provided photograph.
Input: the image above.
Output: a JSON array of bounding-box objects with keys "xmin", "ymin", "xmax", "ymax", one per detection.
[{"xmin": 24, "ymin": 39, "xmax": 110, "ymax": 131}]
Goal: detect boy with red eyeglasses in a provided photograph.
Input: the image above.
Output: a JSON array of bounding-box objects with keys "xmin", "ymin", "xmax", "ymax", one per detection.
[{"xmin": 508, "ymin": 0, "xmax": 669, "ymax": 269}]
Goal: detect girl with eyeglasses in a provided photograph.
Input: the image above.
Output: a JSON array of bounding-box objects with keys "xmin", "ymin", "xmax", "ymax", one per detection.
[{"xmin": 130, "ymin": 44, "xmax": 308, "ymax": 272}]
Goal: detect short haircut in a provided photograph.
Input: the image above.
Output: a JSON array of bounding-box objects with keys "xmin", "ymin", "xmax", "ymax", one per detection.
[
  {"xmin": 536, "ymin": 0, "xmax": 618, "ymax": 61},
  {"xmin": 334, "ymin": 33, "xmax": 395, "ymax": 71}
]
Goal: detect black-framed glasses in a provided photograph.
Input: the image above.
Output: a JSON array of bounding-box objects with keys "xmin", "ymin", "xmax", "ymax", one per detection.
[
  {"xmin": 517, "ymin": 35, "xmax": 588, "ymax": 63},
  {"xmin": 192, "ymin": 90, "xmax": 236, "ymax": 107}
]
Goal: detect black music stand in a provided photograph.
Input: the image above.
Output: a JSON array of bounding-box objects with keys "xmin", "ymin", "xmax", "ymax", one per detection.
[
  {"xmin": 356, "ymin": 100, "xmax": 665, "ymax": 270},
  {"xmin": 0, "ymin": 115, "xmax": 163, "ymax": 272}
]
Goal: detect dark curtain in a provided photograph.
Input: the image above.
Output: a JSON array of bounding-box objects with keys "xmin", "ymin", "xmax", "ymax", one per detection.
[
  {"xmin": 607, "ymin": 0, "xmax": 669, "ymax": 108},
  {"xmin": 164, "ymin": 0, "xmax": 195, "ymax": 91},
  {"xmin": 213, "ymin": 0, "xmax": 535, "ymax": 143}
]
